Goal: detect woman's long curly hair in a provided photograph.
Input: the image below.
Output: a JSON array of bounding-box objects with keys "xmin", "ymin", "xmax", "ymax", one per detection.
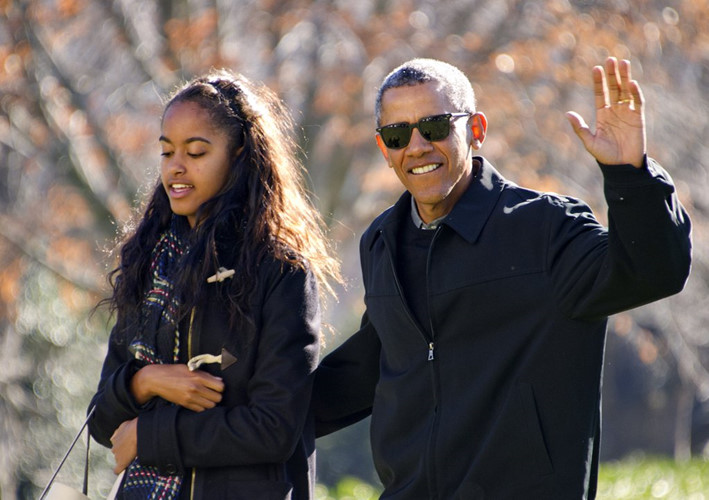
[{"xmin": 106, "ymin": 69, "xmax": 341, "ymax": 333}]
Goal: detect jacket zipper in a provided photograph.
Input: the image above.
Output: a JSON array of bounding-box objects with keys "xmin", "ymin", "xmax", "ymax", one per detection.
[
  {"xmin": 381, "ymin": 225, "xmax": 442, "ymax": 498},
  {"xmin": 187, "ymin": 307, "xmax": 197, "ymax": 500},
  {"xmin": 425, "ymin": 227, "xmax": 442, "ymax": 359},
  {"xmin": 380, "ymin": 230, "xmax": 434, "ymax": 360},
  {"xmin": 424, "ymin": 226, "xmax": 443, "ymax": 499}
]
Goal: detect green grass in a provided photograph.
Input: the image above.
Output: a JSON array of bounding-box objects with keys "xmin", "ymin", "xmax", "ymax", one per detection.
[
  {"xmin": 315, "ymin": 476, "xmax": 381, "ymax": 500},
  {"xmin": 315, "ymin": 456, "xmax": 709, "ymax": 499},
  {"xmin": 597, "ymin": 455, "xmax": 709, "ymax": 499}
]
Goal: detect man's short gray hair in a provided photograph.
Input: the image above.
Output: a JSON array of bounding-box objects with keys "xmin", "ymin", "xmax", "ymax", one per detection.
[{"xmin": 375, "ymin": 58, "xmax": 477, "ymax": 126}]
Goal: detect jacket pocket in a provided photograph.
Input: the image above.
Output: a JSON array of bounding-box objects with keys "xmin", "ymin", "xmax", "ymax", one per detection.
[
  {"xmin": 458, "ymin": 382, "xmax": 554, "ymax": 498},
  {"xmin": 508, "ymin": 381, "xmax": 554, "ymax": 477}
]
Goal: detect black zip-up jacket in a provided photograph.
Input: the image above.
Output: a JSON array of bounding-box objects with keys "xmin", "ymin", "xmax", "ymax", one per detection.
[
  {"xmin": 313, "ymin": 157, "xmax": 691, "ymax": 499},
  {"xmin": 89, "ymin": 235, "xmax": 321, "ymax": 500}
]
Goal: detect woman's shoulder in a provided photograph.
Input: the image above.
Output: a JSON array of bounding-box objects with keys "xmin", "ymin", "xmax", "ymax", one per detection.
[
  {"xmin": 261, "ymin": 246, "xmax": 310, "ymax": 279},
  {"xmin": 216, "ymin": 237, "xmax": 307, "ymax": 276}
]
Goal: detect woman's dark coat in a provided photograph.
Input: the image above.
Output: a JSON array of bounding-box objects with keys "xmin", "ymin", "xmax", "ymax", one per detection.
[{"xmin": 89, "ymin": 237, "xmax": 321, "ymax": 500}]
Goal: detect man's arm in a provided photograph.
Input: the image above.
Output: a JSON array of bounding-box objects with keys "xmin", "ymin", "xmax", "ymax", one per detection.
[
  {"xmin": 312, "ymin": 313, "xmax": 381, "ymax": 437},
  {"xmin": 555, "ymin": 56, "xmax": 691, "ymax": 318},
  {"xmin": 549, "ymin": 158, "xmax": 691, "ymax": 321}
]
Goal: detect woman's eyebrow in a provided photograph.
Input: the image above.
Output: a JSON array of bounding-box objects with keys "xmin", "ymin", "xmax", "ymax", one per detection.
[{"xmin": 158, "ymin": 136, "xmax": 212, "ymax": 144}]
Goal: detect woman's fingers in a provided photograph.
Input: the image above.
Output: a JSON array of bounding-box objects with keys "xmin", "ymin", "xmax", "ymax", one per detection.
[{"xmin": 132, "ymin": 363, "xmax": 225, "ymax": 410}]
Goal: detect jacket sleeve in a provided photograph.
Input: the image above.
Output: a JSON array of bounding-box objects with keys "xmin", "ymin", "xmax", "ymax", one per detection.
[
  {"xmin": 311, "ymin": 223, "xmax": 383, "ymax": 437},
  {"xmin": 87, "ymin": 319, "xmax": 146, "ymax": 448},
  {"xmin": 136, "ymin": 263, "xmax": 321, "ymax": 471},
  {"xmin": 550, "ymin": 157, "xmax": 692, "ymax": 320},
  {"xmin": 311, "ymin": 312, "xmax": 381, "ymax": 437}
]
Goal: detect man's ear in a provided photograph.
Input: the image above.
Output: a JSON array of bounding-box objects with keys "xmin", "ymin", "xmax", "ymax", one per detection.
[
  {"xmin": 376, "ymin": 134, "xmax": 390, "ymax": 162},
  {"xmin": 471, "ymin": 112, "xmax": 488, "ymax": 149}
]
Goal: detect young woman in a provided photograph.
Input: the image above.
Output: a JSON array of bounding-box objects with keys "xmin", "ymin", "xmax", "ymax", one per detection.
[{"xmin": 88, "ymin": 69, "xmax": 340, "ymax": 500}]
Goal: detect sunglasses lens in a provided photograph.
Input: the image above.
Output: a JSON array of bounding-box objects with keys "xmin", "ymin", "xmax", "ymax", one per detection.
[
  {"xmin": 380, "ymin": 125, "xmax": 412, "ymax": 149},
  {"xmin": 378, "ymin": 114, "xmax": 460, "ymax": 149},
  {"xmin": 419, "ymin": 116, "xmax": 451, "ymax": 142}
]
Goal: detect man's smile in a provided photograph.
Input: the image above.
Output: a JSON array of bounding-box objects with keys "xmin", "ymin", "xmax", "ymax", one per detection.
[{"xmin": 410, "ymin": 163, "xmax": 441, "ymax": 175}]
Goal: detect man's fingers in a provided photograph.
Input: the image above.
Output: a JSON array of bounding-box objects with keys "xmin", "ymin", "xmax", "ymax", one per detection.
[
  {"xmin": 619, "ymin": 59, "xmax": 631, "ymax": 89},
  {"xmin": 614, "ymin": 59, "xmax": 634, "ymax": 105},
  {"xmin": 605, "ymin": 57, "xmax": 622, "ymax": 103},
  {"xmin": 592, "ymin": 65, "xmax": 607, "ymax": 110},
  {"xmin": 565, "ymin": 111, "xmax": 596, "ymax": 156},
  {"xmin": 566, "ymin": 111, "xmax": 589, "ymax": 137},
  {"xmin": 629, "ymin": 80, "xmax": 645, "ymax": 110}
]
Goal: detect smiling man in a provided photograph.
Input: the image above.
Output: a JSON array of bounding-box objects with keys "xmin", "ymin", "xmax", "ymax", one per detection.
[{"xmin": 312, "ymin": 58, "xmax": 692, "ymax": 499}]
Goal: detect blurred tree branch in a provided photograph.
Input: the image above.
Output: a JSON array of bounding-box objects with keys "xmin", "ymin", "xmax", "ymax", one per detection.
[
  {"xmin": 1, "ymin": 1, "xmax": 708, "ymax": 497},
  {"xmin": 21, "ymin": 5, "xmax": 133, "ymax": 225}
]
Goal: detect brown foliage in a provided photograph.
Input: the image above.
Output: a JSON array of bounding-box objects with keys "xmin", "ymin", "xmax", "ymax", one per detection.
[{"xmin": 1, "ymin": 0, "xmax": 709, "ymax": 495}]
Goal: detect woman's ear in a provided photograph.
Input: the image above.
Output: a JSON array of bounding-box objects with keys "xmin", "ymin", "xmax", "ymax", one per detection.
[
  {"xmin": 471, "ymin": 112, "xmax": 488, "ymax": 149},
  {"xmin": 375, "ymin": 134, "xmax": 390, "ymax": 162}
]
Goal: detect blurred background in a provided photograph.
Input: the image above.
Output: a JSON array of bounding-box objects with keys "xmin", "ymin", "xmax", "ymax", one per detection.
[{"xmin": 0, "ymin": 0, "xmax": 708, "ymax": 498}]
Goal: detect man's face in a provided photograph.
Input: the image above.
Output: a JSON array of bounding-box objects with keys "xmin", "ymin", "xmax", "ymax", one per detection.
[{"xmin": 376, "ymin": 81, "xmax": 483, "ymax": 224}]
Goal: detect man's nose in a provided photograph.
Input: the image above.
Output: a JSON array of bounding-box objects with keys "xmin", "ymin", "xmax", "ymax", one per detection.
[{"xmin": 406, "ymin": 126, "xmax": 434, "ymax": 154}]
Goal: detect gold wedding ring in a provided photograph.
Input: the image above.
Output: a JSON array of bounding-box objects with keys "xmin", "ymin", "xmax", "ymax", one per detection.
[{"xmin": 617, "ymin": 98, "xmax": 632, "ymax": 104}]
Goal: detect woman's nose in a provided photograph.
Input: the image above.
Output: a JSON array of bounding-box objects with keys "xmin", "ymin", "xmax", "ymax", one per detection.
[{"xmin": 164, "ymin": 153, "xmax": 186, "ymax": 175}]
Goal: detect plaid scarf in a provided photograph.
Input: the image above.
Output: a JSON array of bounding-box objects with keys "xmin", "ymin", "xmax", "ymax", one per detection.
[{"xmin": 124, "ymin": 218, "xmax": 188, "ymax": 499}]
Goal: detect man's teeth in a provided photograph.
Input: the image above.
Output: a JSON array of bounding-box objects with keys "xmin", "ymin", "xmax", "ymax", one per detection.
[{"xmin": 411, "ymin": 164, "xmax": 439, "ymax": 175}]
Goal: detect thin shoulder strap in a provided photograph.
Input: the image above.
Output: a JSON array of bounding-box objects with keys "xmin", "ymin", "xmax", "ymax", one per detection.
[
  {"xmin": 38, "ymin": 406, "xmax": 96, "ymax": 500},
  {"xmin": 83, "ymin": 423, "xmax": 91, "ymax": 495}
]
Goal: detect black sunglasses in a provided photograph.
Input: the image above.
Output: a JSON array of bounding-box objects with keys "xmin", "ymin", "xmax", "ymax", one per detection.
[{"xmin": 376, "ymin": 112, "xmax": 471, "ymax": 149}]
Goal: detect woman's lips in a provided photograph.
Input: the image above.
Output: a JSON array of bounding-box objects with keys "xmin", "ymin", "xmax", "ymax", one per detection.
[{"xmin": 169, "ymin": 183, "xmax": 194, "ymax": 197}]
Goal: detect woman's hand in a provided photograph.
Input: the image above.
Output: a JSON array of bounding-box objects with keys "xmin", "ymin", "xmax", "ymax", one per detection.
[
  {"xmin": 130, "ymin": 364, "xmax": 225, "ymax": 411},
  {"xmin": 110, "ymin": 418, "xmax": 137, "ymax": 474}
]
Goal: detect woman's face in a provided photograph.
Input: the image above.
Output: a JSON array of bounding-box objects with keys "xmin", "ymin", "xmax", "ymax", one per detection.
[{"xmin": 159, "ymin": 100, "xmax": 232, "ymax": 227}]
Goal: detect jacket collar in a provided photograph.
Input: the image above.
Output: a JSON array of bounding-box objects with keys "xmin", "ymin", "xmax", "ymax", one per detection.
[{"xmin": 371, "ymin": 157, "xmax": 507, "ymax": 249}]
